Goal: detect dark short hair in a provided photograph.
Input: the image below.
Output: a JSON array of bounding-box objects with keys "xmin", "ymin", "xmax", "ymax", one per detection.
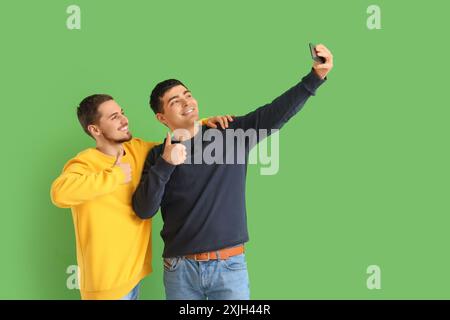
[
  {"xmin": 77, "ymin": 94, "xmax": 113, "ymax": 137},
  {"xmin": 149, "ymin": 79, "xmax": 187, "ymax": 114}
]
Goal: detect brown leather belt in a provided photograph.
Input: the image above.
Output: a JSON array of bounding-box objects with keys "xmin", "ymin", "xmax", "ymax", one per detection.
[{"xmin": 185, "ymin": 245, "xmax": 245, "ymax": 261}]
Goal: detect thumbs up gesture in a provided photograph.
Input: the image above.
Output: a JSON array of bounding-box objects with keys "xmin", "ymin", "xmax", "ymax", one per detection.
[
  {"xmin": 114, "ymin": 148, "xmax": 132, "ymax": 184},
  {"xmin": 161, "ymin": 132, "xmax": 187, "ymax": 165}
]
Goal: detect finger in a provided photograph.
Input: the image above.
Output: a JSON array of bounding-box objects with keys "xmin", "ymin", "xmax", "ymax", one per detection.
[
  {"xmin": 320, "ymin": 48, "xmax": 331, "ymax": 57},
  {"xmin": 315, "ymin": 49, "xmax": 326, "ymax": 56},
  {"xmin": 316, "ymin": 50, "xmax": 331, "ymax": 60},
  {"xmin": 315, "ymin": 44, "xmax": 327, "ymax": 52},
  {"xmin": 316, "ymin": 52, "xmax": 329, "ymax": 63},
  {"xmin": 227, "ymin": 115, "xmax": 234, "ymax": 122},
  {"xmin": 207, "ymin": 121, "xmax": 218, "ymax": 129},
  {"xmin": 177, "ymin": 148, "xmax": 186, "ymax": 163},
  {"xmin": 165, "ymin": 132, "xmax": 172, "ymax": 146},
  {"xmin": 114, "ymin": 148, "xmax": 123, "ymax": 165},
  {"xmin": 315, "ymin": 45, "xmax": 328, "ymax": 54},
  {"xmin": 315, "ymin": 48, "xmax": 328, "ymax": 57},
  {"xmin": 219, "ymin": 118, "xmax": 225, "ymax": 129},
  {"xmin": 321, "ymin": 45, "xmax": 331, "ymax": 56},
  {"xmin": 223, "ymin": 117, "xmax": 229, "ymax": 128},
  {"xmin": 175, "ymin": 144, "xmax": 186, "ymax": 153},
  {"xmin": 316, "ymin": 47, "xmax": 332, "ymax": 60}
]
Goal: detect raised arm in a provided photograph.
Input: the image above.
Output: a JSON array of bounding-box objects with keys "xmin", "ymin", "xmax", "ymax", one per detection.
[{"xmin": 232, "ymin": 44, "xmax": 333, "ymax": 137}]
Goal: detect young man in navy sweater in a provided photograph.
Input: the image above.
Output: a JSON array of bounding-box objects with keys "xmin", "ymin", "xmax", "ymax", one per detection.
[{"xmin": 133, "ymin": 44, "xmax": 333, "ymax": 300}]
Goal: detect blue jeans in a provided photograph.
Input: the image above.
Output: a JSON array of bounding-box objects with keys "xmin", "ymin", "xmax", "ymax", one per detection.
[
  {"xmin": 121, "ymin": 281, "xmax": 141, "ymax": 300},
  {"xmin": 163, "ymin": 253, "xmax": 250, "ymax": 300}
]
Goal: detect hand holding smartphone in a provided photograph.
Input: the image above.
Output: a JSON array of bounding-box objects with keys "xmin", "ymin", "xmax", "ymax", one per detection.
[{"xmin": 309, "ymin": 43, "xmax": 326, "ymax": 64}]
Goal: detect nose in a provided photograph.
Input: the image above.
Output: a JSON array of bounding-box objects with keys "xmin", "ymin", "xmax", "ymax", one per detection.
[{"xmin": 180, "ymin": 97, "xmax": 188, "ymax": 107}]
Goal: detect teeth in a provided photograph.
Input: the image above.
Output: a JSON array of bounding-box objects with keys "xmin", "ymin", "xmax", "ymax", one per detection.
[
  {"xmin": 182, "ymin": 108, "xmax": 194, "ymax": 116},
  {"xmin": 120, "ymin": 126, "xmax": 128, "ymax": 131}
]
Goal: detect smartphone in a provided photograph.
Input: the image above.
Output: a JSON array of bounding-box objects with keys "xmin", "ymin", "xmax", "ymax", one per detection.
[{"xmin": 309, "ymin": 43, "xmax": 326, "ymax": 64}]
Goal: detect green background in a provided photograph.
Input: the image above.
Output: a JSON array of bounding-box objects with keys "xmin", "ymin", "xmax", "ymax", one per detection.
[{"xmin": 1, "ymin": 0, "xmax": 449, "ymax": 299}]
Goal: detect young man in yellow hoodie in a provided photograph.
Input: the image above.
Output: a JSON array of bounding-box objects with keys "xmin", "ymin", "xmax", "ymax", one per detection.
[{"xmin": 50, "ymin": 94, "xmax": 231, "ymax": 300}]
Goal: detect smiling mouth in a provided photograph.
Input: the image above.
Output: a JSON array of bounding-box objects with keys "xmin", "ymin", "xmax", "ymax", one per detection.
[
  {"xmin": 118, "ymin": 125, "xmax": 129, "ymax": 132},
  {"xmin": 181, "ymin": 107, "xmax": 195, "ymax": 116}
]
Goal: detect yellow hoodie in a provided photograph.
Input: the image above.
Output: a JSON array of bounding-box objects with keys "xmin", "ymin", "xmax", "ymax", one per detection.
[{"xmin": 50, "ymin": 138, "xmax": 158, "ymax": 299}]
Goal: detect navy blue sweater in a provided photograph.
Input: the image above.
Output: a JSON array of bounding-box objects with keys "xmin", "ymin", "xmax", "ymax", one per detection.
[{"xmin": 132, "ymin": 70, "xmax": 326, "ymax": 258}]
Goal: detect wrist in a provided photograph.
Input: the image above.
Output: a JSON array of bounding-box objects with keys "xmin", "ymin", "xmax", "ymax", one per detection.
[
  {"xmin": 161, "ymin": 153, "xmax": 172, "ymax": 165},
  {"xmin": 313, "ymin": 68, "xmax": 327, "ymax": 80}
]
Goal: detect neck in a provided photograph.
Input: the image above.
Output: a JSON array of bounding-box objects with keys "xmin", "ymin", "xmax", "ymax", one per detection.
[
  {"xmin": 95, "ymin": 140, "xmax": 124, "ymax": 157},
  {"xmin": 171, "ymin": 121, "xmax": 200, "ymax": 141}
]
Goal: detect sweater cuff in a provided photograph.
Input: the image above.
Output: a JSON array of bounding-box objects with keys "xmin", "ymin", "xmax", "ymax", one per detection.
[
  {"xmin": 301, "ymin": 69, "xmax": 327, "ymax": 95},
  {"xmin": 151, "ymin": 156, "xmax": 176, "ymax": 181}
]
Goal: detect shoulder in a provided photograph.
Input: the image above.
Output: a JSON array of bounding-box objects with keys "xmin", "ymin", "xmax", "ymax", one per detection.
[
  {"xmin": 61, "ymin": 148, "xmax": 98, "ymax": 172},
  {"xmin": 147, "ymin": 141, "xmax": 163, "ymax": 158},
  {"xmin": 126, "ymin": 137, "xmax": 160, "ymax": 150},
  {"xmin": 125, "ymin": 137, "xmax": 161, "ymax": 154}
]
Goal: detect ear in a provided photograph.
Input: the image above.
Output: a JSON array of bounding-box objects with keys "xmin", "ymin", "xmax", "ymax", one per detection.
[
  {"xmin": 156, "ymin": 112, "xmax": 168, "ymax": 126},
  {"xmin": 87, "ymin": 124, "xmax": 101, "ymax": 137}
]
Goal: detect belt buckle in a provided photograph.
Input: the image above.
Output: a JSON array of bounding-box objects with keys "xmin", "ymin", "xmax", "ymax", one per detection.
[{"xmin": 195, "ymin": 252, "xmax": 210, "ymax": 262}]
